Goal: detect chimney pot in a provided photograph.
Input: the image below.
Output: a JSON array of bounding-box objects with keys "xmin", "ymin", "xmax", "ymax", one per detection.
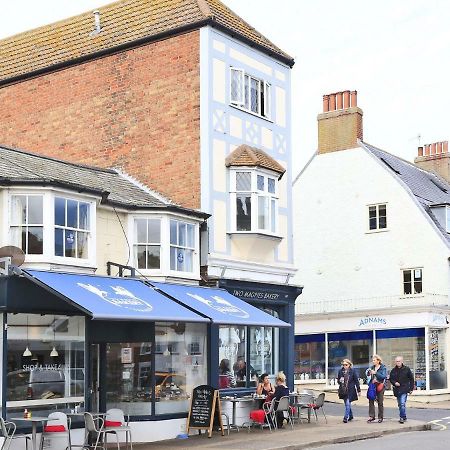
[
  {"xmin": 336, "ymin": 92, "xmax": 343, "ymax": 110},
  {"xmin": 329, "ymin": 94, "xmax": 336, "ymax": 111},
  {"xmin": 351, "ymin": 91, "xmax": 357, "ymax": 107},
  {"xmin": 437, "ymin": 142, "xmax": 443, "ymax": 154},
  {"xmin": 343, "ymin": 90, "xmax": 350, "ymax": 108},
  {"xmin": 323, "ymin": 95, "xmax": 329, "ymax": 113},
  {"xmin": 93, "ymin": 10, "xmax": 101, "ymax": 33},
  {"xmin": 431, "ymin": 143, "xmax": 437, "ymax": 155},
  {"xmin": 418, "ymin": 146, "xmax": 424, "ymax": 157},
  {"xmin": 444, "ymin": 141, "xmax": 449, "ymax": 153}
]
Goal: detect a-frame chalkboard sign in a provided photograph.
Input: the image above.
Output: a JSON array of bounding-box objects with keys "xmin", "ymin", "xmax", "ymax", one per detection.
[{"xmin": 187, "ymin": 385, "xmax": 224, "ymax": 438}]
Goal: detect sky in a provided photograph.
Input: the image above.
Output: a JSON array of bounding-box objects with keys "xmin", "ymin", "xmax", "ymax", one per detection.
[{"xmin": 1, "ymin": 1, "xmax": 450, "ymax": 177}]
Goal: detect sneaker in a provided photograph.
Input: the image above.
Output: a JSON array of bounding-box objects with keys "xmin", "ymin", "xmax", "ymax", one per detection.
[
  {"xmin": 343, "ymin": 418, "xmax": 348, "ymax": 423},
  {"xmin": 399, "ymin": 418, "xmax": 404, "ymax": 424},
  {"xmin": 378, "ymin": 418, "xmax": 383, "ymax": 423},
  {"xmin": 348, "ymin": 416, "xmax": 354, "ymax": 421},
  {"xmin": 367, "ymin": 417, "xmax": 376, "ymax": 423}
]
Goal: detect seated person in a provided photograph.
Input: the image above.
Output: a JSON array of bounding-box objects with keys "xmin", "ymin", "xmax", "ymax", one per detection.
[
  {"xmin": 256, "ymin": 373, "xmax": 275, "ymax": 397},
  {"xmin": 219, "ymin": 358, "xmax": 236, "ymax": 388},
  {"xmin": 273, "ymin": 371, "xmax": 290, "ymax": 428}
]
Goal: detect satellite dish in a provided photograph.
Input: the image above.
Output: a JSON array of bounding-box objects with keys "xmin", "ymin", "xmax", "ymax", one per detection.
[{"xmin": 0, "ymin": 246, "xmax": 25, "ymax": 266}]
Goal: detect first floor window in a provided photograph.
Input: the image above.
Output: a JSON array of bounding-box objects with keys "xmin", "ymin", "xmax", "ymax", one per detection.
[
  {"xmin": 403, "ymin": 268, "xmax": 422, "ymax": 295},
  {"xmin": 368, "ymin": 203, "xmax": 387, "ymax": 230},
  {"xmin": 9, "ymin": 195, "xmax": 44, "ymax": 254},
  {"xmin": 54, "ymin": 197, "xmax": 90, "ymax": 258},
  {"xmin": 134, "ymin": 218, "xmax": 161, "ymax": 269},
  {"xmin": 170, "ymin": 220, "xmax": 195, "ymax": 272}
]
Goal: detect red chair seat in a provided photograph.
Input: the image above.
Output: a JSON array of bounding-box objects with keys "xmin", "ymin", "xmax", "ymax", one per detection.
[
  {"xmin": 250, "ymin": 409, "xmax": 265, "ymax": 424},
  {"xmin": 44, "ymin": 425, "xmax": 66, "ymax": 432},
  {"xmin": 105, "ymin": 420, "xmax": 123, "ymax": 427}
]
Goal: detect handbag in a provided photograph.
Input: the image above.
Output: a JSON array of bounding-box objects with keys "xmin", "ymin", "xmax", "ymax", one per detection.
[
  {"xmin": 375, "ymin": 381, "xmax": 384, "ymax": 393},
  {"xmin": 367, "ymin": 382, "xmax": 377, "ymax": 401}
]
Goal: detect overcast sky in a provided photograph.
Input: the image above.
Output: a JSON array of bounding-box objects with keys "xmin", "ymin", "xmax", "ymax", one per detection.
[{"xmin": 1, "ymin": 1, "xmax": 449, "ymax": 176}]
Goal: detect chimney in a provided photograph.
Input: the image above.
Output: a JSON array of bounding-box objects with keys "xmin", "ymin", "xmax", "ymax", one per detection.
[
  {"xmin": 90, "ymin": 10, "xmax": 102, "ymax": 36},
  {"xmin": 318, "ymin": 90, "xmax": 363, "ymax": 154},
  {"xmin": 415, "ymin": 140, "xmax": 450, "ymax": 182}
]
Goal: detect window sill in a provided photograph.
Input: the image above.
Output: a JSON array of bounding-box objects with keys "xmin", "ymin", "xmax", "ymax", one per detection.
[
  {"xmin": 399, "ymin": 294, "xmax": 425, "ymax": 299},
  {"xmin": 228, "ymin": 231, "xmax": 283, "ymax": 241},
  {"xmin": 229, "ymin": 104, "xmax": 273, "ymax": 123},
  {"xmin": 365, "ymin": 228, "xmax": 389, "ymax": 234}
]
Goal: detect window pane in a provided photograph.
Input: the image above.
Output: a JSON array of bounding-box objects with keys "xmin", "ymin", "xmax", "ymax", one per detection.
[
  {"xmin": 136, "ymin": 219, "xmax": 147, "ymax": 243},
  {"xmin": 135, "ymin": 245, "xmax": 147, "ymax": 269},
  {"xmin": 175, "ymin": 248, "xmax": 185, "ymax": 272},
  {"xmin": 178, "ymin": 223, "xmax": 186, "ymax": 247},
  {"xmin": 27, "ymin": 227, "xmax": 43, "ymax": 254},
  {"xmin": 219, "ymin": 326, "xmax": 247, "ymax": 388},
  {"xmin": 369, "ymin": 218, "xmax": 377, "ymax": 230},
  {"xmin": 55, "ymin": 198, "xmax": 66, "ymax": 227},
  {"xmin": 230, "ymin": 69, "xmax": 243, "ymax": 104},
  {"xmin": 55, "ymin": 228, "xmax": 64, "ymax": 256},
  {"xmin": 147, "ymin": 219, "xmax": 160, "ymax": 243},
  {"xmin": 77, "ymin": 231, "xmax": 89, "ymax": 259},
  {"xmin": 379, "ymin": 216, "xmax": 387, "ymax": 229},
  {"xmin": 250, "ymin": 78, "xmax": 259, "ymax": 113},
  {"xmin": 258, "ymin": 196, "xmax": 269, "ymax": 230},
  {"xmin": 67, "ymin": 200, "xmax": 78, "ymax": 228},
  {"xmin": 170, "ymin": 247, "xmax": 176, "ymax": 270},
  {"xmin": 170, "ymin": 220, "xmax": 177, "ymax": 245},
  {"xmin": 403, "ymin": 270, "xmax": 411, "ymax": 283},
  {"xmin": 184, "ymin": 249, "xmax": 193, "ymax": 272},
  {"xmin": 28, "ymin": 197, "xmax": 43, "ymax": 224},
  {"xmin": 414, "ymin": 269, "xmax": 422, "ymax": 281},
  {"xmin": 236, "ymin": 195, "xmax": 251, "ymax": 231},
  {"xmin": 186, "ymin": 224, "xmax": 195, "ymax": 248},
  {"xmin": 79, "ymin": 202, "xmax": 89, "ymax": 230},
  {"xmin": 65, "ymin": 230, "xmax": 76, "ymax": 257},
  {"xmin": 368, "ymin": 206, "xmax": 377, "ymax": 218},
  {"xmin": 146, "ymin": 246, "xmax": 160, "ymax": 270},
  {"xmin": 236, "ymin": 172, "xmax": 251, "ymax": 191},
  {"xmin": 294, "ymin": 340, "xmax": 326, "ymax": 381},
  {"xmin": 10, "ymin": 196, "xmax": 27, "ymax": 224},
  {"xmin": 250, "ymin": 327, "xmax": 277, "ymax": 383},
  {"xmin": 257, "ymin": 175, "xmax": 264, "ymax": 191},
  {"xmin": 271, "ymin": 199, "xmax": 276, "ymax": 232},
  {"xmin": 9, "ymin": 227, "xmax": 23, "ymax": 251},
  {"xmin": 244, "ymin": 75, "xmax": 249, "ymax": 109},
  {"xmin": 414, "ymin": 281, "xmax": 422, "ymax": 294},
  {"xmin": 404, "ymin": 282, "xmax": 412, "ymax": 295},
  {"xmin": 268, "ymin": 178, "xmax": 275, "ymax": 194},
  {"xmin": 429, "ymin": 329, "xmax": 447, "ymax": 389}
]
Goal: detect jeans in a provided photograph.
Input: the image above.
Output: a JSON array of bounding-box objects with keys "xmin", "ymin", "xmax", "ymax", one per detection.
[
  {"xmin": 397, "ymin": 393, "xmax": 408, "ymax": 419},
  {"xmin": 344, "ymin": 398, "xmax": 353, "ymax": 419}
]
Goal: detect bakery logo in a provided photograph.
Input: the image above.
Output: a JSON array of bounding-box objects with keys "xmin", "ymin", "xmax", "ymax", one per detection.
[
  {"xmin": 186, "ymin": 292, "xmax": 250, "ymax": 319},
  {"xmin": 77, "ymin": 283, "xmax": 153, "ymax": 312}
]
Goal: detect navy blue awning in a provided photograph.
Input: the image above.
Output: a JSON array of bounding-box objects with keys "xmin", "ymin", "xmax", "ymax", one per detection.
[
  {"xmin": 24, "ymin": 270, "xmax": 208, "ymax": 323},
  {"xmin": 152, "ymin": 282, "xmax": 290, "ymax": 327}
]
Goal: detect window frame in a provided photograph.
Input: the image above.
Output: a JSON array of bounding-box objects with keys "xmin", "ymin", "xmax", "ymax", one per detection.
[
  {"xmin": 402, "ymin": 268, "xmax": 423, "ymax": 296},
  {"xmin": 229, "ymin": 168, "xmax": 279, "ymax": 235},
  {"xmin": 133, "ymin": 217, "xmax": 162, "ymax": 271},
  {"xmin": 367, "ymin": 203, "xmax": 388, "ymax": 232},
  {"xmin": 230, "ymin": 67, "xmax": 271, "ymax": 120}
]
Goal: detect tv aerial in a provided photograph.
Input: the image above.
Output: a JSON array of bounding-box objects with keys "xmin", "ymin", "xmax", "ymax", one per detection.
[{"xmin": 0, "ymin": 246, "xmax": 25, "ymax": 275}]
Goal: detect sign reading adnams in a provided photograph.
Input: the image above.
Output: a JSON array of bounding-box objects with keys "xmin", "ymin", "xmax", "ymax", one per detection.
[{"xmin": 358, "ymin": 317, "xmax": 387, "ymax": 327}]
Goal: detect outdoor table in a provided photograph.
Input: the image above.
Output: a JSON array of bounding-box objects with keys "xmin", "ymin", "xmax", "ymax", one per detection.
[
  {"xmin": 11, "ymin": 417, "xmax": 49, "ymax": 450},
  {"xmin": 221, "ymin": 396, "xmax": 256, "ymax": 429},
  {"xmin": 290, "ymin": 392, "xmax": 314, "ymax": 423}
]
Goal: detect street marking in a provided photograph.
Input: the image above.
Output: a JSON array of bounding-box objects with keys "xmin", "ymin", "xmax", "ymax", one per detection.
[{"xmin": 428, "ymin": 419, "xmax": 447, "ymax": 431}]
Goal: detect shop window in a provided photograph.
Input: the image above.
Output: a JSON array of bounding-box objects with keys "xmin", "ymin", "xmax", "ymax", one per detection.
[
  {"xmin": 429, "ymin": 329, "xmax": 447, "ymax": 390},
  {"xmin": 54, "ymin": 197, "xmax": 90, "ymax": 258},
  {"xmin": 249, "ymin": 326, "xmax": 278, "ymax": 384},
  {"xmin": 402, "ymin": 268, "xmax": 422, "ymax": 295},
  {"xmin": 6, "ymin": 314, "xmax": 85, "ymax": 417},
  {"xmin": 376, "ymin": 328, "xmax": 426, "ymax": 390},
  {"xmin": 368, "ymin": 203, "xmax": 387, "ymax": 230},
  {"xmin": 230, "ymin": 68, "xmax": 271, "ymax": 118},
  {"xmin": 294, "ymin": 335, "xmax": 325, "ymax": 381},
  {"xmin": 327, "ymin": 331, "xmax": 373, "ymax": 382},
  {"xmin": 154, "ymin": 322, "xmax": 207, "ymax": 414},
  {"xmin": 10, "ymin": 195, "xmax": 44, "ymax": 254},
  {"xmin": 105, "ymin": 342, "xmax": 153, "ymax": 415},
  {"xmin": 134, "ymin": 218, "xmax": 161, "ymax": 270},
  {"xmin": 231, "ymin": 170, "xmax": 278, "ymax": 233},
  {"xmin": 170, "ymin": 220, "xmax": 195, "ymax": 272},
  {"xmin": 218, "ymin": 326, "xmax": 247, "ymax": 388}
]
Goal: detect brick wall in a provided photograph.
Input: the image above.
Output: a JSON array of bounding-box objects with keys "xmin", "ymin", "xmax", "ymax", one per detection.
[{"xmin": 0, "ymin": 31, "xmax": 201, "ymax": 209}]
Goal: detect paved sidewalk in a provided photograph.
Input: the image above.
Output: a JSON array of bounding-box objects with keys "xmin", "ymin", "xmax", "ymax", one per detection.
[{"xmin": 137, "ymin": 415, "xmax": 430, "ymax": 450}]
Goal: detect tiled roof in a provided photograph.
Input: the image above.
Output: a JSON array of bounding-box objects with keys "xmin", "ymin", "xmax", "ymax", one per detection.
[
  {"xmin": 0, "ymin": 0, "xmax": 293, "ymax": 84},
  {"xmin": 362, "ymin": 141, "xmax": 450, "ymax": 244},
  {"xmin": 0, "ymin": 144, "xmax": 206, "ymax": 217},
  {"xmin": 225, "ymin": 144, "xmax": 286, "ymax": 178}
]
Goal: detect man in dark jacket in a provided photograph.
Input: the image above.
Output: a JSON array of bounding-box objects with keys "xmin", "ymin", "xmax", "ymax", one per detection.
[{"xmin": 389, "ymin": 356, "xmax": 415, "ymax": 423}]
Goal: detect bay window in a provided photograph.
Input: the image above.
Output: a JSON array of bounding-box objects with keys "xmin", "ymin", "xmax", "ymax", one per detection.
[
  {"xmin": 134, "ymin": 218, "xmax": 161, "ymax": 270},
  {"xmin": 170, "ymin": 220, "xmax": 195, "ymax": 272},
  {"xmin": 231, "ymin": 170, "xmax": 278, "ymax": 234}
]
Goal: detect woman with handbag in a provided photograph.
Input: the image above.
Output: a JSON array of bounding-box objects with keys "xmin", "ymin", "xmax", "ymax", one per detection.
[
  {"xmin": 367, "ymin": 354, "xmax": 387, "ymax": 423},
  {"xmin": 337, "ymin": 359, "xmax": 361, "ymax": 423}
]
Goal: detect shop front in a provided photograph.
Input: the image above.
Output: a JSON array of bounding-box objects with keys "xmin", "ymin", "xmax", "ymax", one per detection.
[
  {"xmin": 0, "ymin": 269, "xmax": 290, "ymax": 441},
  {"xmin": 295, "ymin": 310, "xmax": 450, "ymax": 398}
]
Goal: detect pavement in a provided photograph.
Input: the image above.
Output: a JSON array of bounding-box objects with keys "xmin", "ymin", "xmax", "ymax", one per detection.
[{"xmin": 136, "ymin": 415, "xmax": 430, "ymax": 450}]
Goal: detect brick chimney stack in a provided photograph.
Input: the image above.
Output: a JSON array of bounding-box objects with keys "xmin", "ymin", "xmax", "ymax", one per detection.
[
  {"xmin": 317, "ymin": 90, "xmax": 363, "ymax": 154},
  {"xmin": 415, "ymin": 140, "xmax": 450, "ymax": 182}
]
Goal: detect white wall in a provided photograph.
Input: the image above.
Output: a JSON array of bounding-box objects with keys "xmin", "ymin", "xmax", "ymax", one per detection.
[{"xmin": 293, "ymin": 146, "xmax": 450, "ymax": 312}]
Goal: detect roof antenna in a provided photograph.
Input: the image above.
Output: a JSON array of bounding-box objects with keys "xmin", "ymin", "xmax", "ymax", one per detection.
[{"xmin": 90, "ymin": 10, "xmax": 102, "ymax": 36}]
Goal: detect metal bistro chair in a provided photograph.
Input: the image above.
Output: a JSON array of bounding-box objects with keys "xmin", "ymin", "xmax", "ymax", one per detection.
[
  {"xmin": 309, "ymin": 392, "xmax": 327, "ymax": 423},
  {"xmin": 103, "ymin": 409, "xmax": 132, "ymax": 450},
  {"xmin": 0, "ymin": 418, "xmax": 31, "ymax": 450},
  {"xmin": 40, "ymin": 412, "xmax": 72, "ymax": 450},
  {"xmin": 295, "ymin": 393, "xmax": 315, "ymax": 423},
  {"xmin": 275, "ymin": 396, "xmax": 294, "ymax": 429},
  {"xmin": 83, "ymin": 413, "xmax": 109, "ymax": 450}
]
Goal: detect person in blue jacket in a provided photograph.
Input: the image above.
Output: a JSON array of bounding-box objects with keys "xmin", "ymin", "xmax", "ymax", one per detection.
[
  {"xmin": 367, "ymin": 354, "xmax": 387, "ymax": 423},
  {"xmin": 337, "ymin": 359, "xmax": 360, "ymax": 423}
]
